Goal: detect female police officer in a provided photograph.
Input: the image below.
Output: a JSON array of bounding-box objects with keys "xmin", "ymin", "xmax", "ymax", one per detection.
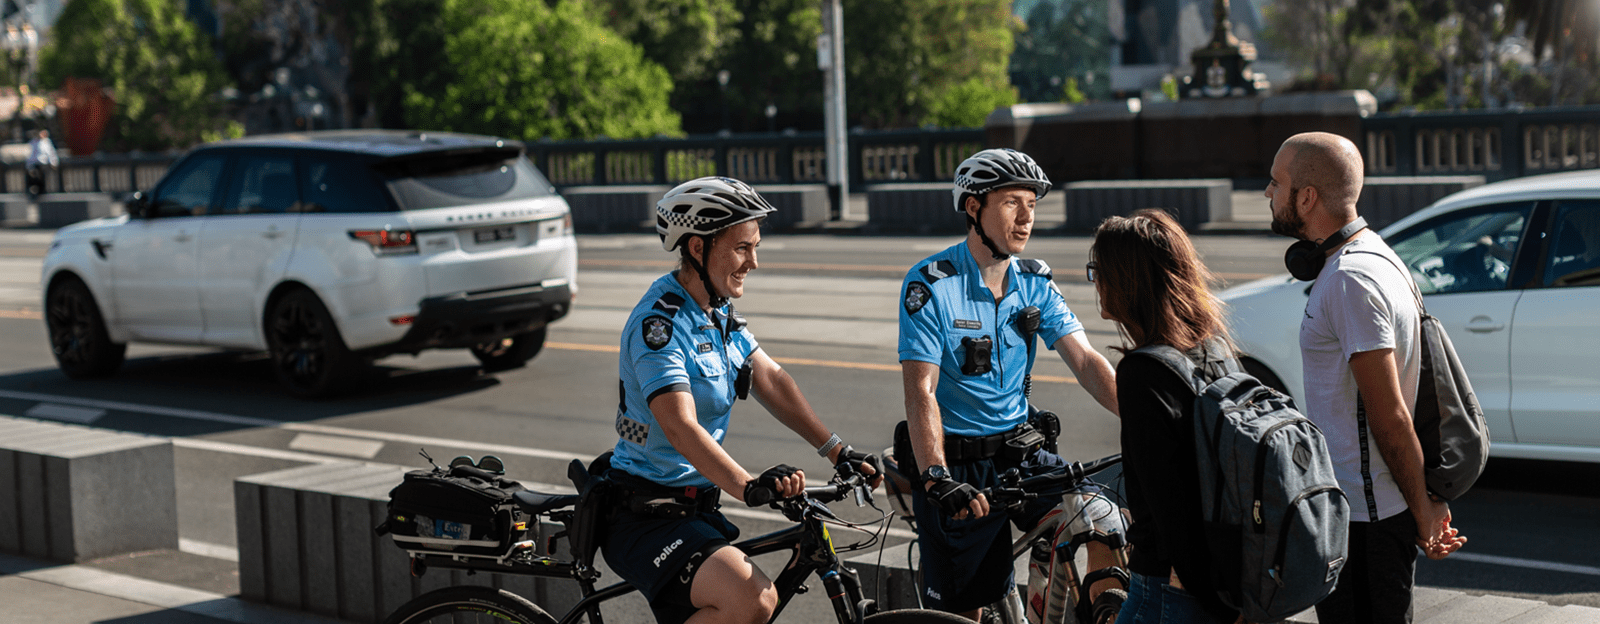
[{"xmin": 604, "ymin": 176, "xmax": 878, "ymax": 624}]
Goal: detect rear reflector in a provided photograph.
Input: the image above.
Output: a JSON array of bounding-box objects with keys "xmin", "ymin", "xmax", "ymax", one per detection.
[{"xmin": 389, "ymin": 315, "xmax": 415, "ymax": 326}]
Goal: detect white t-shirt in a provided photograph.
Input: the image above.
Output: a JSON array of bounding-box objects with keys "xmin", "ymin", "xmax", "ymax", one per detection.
[{"xmin": 1299, "ymin": 233, "xmax": 1421, "ymax": 523}]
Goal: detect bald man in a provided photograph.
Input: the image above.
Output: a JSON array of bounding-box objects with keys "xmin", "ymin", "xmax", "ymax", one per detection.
[{"xmin": 1266, "ymin": 132, "xmax": 1466, "ymax": 624}]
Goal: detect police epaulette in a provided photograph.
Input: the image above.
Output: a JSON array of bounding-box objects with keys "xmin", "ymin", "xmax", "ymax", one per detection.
[
  {"xmin": 652, "ymin": 291, "xmax": 687, "ymax": 315},
  {"xmin": 1016, "ymin": 258, "xmax": 1053, "ymax": 278},
  {"xmin": 919, "ymin": 260, "xmax": 958, "ymax": 283}
]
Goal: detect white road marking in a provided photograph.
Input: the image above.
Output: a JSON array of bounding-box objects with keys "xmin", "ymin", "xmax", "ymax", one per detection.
[
  {"xmin": 171, "ymin": 438, "xmax": 346, "ymax": 464},
  {"xmin": 24, "ymin": 402, "xmax": 106, "ymax": 424},
  {"xmin": 1448, "ymin": 552, "xmax": 1600, "ymax": 577},
  {"xmin": 287, "ymin": 432, "xmax": 385, "ymax": 459}
]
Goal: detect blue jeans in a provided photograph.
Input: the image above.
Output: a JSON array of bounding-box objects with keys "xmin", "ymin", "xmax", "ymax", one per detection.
[{"xmin": 1118, "ymin": 572, "xmax": 1229, "ymax": 624}]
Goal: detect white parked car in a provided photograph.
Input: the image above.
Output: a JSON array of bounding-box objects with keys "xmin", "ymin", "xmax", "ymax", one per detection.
[
  {"xmin": 1222, "ymin": 169, "xmax": 1600, "ymax": 463},
  {"xmin": 42, "ymin": 130, "xmax": 577, "ymax": 397}
]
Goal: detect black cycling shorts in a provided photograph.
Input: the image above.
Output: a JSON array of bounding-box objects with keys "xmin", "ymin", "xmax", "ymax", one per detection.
[
  {"xmin": 912, "ymin": 448, "xmax": 1066, "ymax": 613},
  {"xmin": 601, "ymin": 508, "xmax": 739, "ymax": 618}
]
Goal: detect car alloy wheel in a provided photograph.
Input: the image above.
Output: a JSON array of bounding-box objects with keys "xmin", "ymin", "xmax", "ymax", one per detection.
[
  {"xmin": 267, "ymin": 289, "xmax": 354, "ymax": 398},
  {"xmin": 45, "ymin": 277, "xmax": 126, "ymax": 378}
]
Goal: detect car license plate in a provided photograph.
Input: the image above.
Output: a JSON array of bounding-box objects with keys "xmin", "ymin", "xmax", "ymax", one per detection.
[{"xmin": 473, "ymin": 225, "xmax": 515, "ymax": 244}]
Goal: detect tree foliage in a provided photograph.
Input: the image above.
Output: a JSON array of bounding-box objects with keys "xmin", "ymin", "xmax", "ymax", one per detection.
[
  {"xmin": 1011, "ymin": 0, "xmax": 1112, "ymax": 102},
  {"xmin": 926, "ymin": 77, "xmax": 1017, "ymax": 128},
  {"xmin": 38, "ymin": 0, "xmax": 240, "ymax": 151},
  {"xmin": 389, "ymin": 0, "xmax": 680, "ymax": 140},
  {"xmin": 843, "ymin": 0, "xmax": 1017, "ymax": 128},
  {"xmin": 587, "ymin": 0, "xmax": 740, "ymax": 83}
]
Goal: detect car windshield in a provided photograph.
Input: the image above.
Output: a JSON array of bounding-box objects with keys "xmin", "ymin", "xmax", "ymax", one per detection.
[{"xmin": 381, "ymin": 152, "xmax": 557, "ymax": 211}]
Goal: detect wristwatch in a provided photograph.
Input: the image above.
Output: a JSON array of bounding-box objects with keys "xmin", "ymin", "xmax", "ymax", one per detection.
[{"xmin": 921, "ymin": 465, "xmax": 951, "ymax": 482}]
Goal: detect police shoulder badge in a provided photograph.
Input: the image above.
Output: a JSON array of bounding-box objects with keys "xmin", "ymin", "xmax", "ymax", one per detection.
[
  {"xmin": 641, "ymin": 316, "xmax": 673, "ymax": 350},
  {"xmin": 904, "ymin": 281, "xmax": 931, "ymax": 314}
]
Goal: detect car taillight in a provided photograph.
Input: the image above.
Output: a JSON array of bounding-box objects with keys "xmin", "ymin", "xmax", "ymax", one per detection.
[
  {"xmin": 562, "ymin": 213, "xmax": 573, "ymax": 236},
  {"xmin": 349, "ymin": 229, "xmax": 418, "ymax": 255}
]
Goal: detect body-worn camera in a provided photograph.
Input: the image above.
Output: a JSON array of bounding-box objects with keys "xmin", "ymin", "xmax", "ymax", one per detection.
[{"xmin": 961, "ymin": 336, "xmax": 993, "ymax": 375}]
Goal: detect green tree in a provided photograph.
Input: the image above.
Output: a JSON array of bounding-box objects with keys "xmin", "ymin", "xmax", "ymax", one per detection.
[
  {"xmin": 38, "ymin": 0, "xmax": 240, "ymax": 151},
  {"xmin": 1011, "ymin": 0, "xmax": 1112, "ymax": 103},
  {"xmin": 674, "ymin": 0, "xmax": 823, "ymax": 133},
  {"xmin": 926, "ymin": 77, "xmax": 1017, "ymax": 128},
  {"xmin": 844, "ymin": 0, "xmax": 1017, "ymax": 128},
  {"xmin": 393, "ymin": 0, "xmax": 681, "ymax": 140},
  {"xmin": 588, "ymin": 0, "xmax": 741, "ymax": 83}
]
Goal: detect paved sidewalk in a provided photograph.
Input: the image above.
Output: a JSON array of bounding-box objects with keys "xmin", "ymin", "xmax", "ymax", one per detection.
[{"xmin": 8, "ymin": 548, "xmax": 1599, "ymax": 624}]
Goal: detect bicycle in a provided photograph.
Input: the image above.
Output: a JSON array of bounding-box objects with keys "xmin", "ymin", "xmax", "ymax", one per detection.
[
  {"xmin": 880, "ymin": 449, "xmax": 1132, "ymax": 624},
  {"xmin": 382, "ymin": 461, "xmax": 970, "ymax": 624}
]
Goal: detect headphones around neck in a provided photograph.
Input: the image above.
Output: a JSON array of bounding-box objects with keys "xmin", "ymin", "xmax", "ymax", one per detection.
[{"xmin": 1285, "ymin": 217, "xmax": 1368, "ymax": 281}]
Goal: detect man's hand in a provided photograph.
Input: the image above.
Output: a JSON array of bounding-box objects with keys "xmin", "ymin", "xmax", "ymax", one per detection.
[
  {"xmin": 744, "ymin": 464, "xmax": 805, "ymax": 506},
  {"xmin": 834, "ymin": 446, "xmax": 884, "ymax": 489},
  {"xmin": 1414, "ymin": 498, "xmax": 1467, "ymax": 560},
  {"xmin": 926, "ymin": 477, "xmax": 988, "ymax": 519}
]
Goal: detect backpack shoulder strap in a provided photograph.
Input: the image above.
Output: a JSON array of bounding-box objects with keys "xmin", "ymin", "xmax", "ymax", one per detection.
[
  {"xmin": 1130, "ymin": 344, "xmax": 1206, "ymax": 395},
  {"xmin": 1344, "ymin": 249, "xmax": 1427, "ymax": 314}
]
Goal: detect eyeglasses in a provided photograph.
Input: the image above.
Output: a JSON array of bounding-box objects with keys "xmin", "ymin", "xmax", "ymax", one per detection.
[{"xmin": 1086, "ymin": 261, "xmax": 1097, "ymax": 283}]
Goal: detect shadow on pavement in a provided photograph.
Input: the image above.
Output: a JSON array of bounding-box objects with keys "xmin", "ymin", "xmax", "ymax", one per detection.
[{"xmin": 0, "ymin": 349, "xmax": 503, "ymax": 438}]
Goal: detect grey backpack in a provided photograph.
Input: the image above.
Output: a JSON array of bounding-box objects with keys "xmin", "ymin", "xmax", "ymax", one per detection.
[
  {"xmin": 1135, "ymin": 341, "xmax": 1349, "ymax": 623},
  {"xmin": 1350, "ymin": 250, "xmax": 1490, "ymax": 502}
]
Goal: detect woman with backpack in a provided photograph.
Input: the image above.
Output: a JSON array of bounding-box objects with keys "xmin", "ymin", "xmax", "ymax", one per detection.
[{"xmin": 1091, "ymin": 209, "xmax": 1242, "ymax": 624}]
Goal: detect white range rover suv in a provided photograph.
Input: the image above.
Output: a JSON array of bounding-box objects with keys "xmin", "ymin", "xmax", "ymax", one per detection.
[{"xmin": 41, "ymin": 130, "xmax": 577, "ymax": 397}]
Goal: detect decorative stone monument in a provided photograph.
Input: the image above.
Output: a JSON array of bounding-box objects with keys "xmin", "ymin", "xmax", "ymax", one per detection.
[{"xmin": 1185, "ymin": 0, "xmax": 1260, "ymax": 98}]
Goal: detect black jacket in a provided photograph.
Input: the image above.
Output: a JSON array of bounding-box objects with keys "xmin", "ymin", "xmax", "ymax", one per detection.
[{"xmin": 1117, "ymin": 346, "xmax": 1240, "ymax": 624}]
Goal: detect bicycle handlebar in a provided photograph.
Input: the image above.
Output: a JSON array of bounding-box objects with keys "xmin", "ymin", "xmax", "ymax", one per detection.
[{"xmin": 982, "ymin": 453, "xmax": 1122, "ymax": 504}]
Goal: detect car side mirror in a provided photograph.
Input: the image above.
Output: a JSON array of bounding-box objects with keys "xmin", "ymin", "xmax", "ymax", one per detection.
[{"xmin": 125, "ymin": 192, "xmax": 150, "ymax": 218}]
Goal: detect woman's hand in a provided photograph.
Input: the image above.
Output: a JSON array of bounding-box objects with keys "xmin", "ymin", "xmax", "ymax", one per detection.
[{"xmin": 743, "ymin": 464, "xmax": 805, "ymax": 506}]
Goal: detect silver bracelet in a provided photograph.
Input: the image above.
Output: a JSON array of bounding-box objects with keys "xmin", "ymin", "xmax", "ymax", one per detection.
[{"xmin": 817, "ymin": 433, "xmax": 843, "ymax": 458}]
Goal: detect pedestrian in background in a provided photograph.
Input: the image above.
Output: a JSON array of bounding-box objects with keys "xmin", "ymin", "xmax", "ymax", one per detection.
[
  {"xmin": 1266, "ymin": 132, "xmax": 1466, "ymax": 623},
  {"xmin": 1089, "ymin": 208, "xmax": 1240, "ymax": 624},
  {"xmin": 26, "ymin": 129, "xmax": 57, "ymax": 197}
]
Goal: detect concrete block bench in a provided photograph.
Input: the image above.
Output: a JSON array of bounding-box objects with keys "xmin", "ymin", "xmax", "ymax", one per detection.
[
  {"xmin": 0, "ymin": 415, "xmax": 178, "ymax": 562},
  {"xmin": 561, "ymin": 185, "xmax": 669, "ymax": 234},
  {"xmin": 235, "ymin": 462, "xmax": 586, "ymax": 623},
  {"xmin": 753, "ymin": 184, "xmax": 831, "ymax": 229},
  {"xmin": 1359, "ymin": 175, "xmax": 1486, "ymax": 230},
  {"xmin": 865, "ymin": 183, "xmax": 966, "ymax": 234},
  {"xmin": 37, "ymin": 192, "xmax": 115, "ymax": 229},
  {"xmin": 0, "ymin": 193, "xmax": 33, "ymax": 227},
  {"xmin": 1059, "ymin": 179, "xmax": 1231, "ymax": 232}
]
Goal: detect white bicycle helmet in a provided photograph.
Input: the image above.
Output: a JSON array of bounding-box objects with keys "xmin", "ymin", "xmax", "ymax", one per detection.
[
  {"xmin": 951, "ymin": 148, "xmax": 1051, "ymax": 212},
  {"xmin": 656, "ymin": 176, "xmax": 777, "ymax": 252}
]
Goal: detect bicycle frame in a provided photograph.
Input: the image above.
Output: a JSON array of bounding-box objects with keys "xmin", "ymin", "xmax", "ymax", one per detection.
[
  {"xmin": 406, "ymin": 482, "xmax": 882, "ymax": 624},
  {"xmin": 1008, "ymin": 484, "xmax": 1129, "ymax": 624}
]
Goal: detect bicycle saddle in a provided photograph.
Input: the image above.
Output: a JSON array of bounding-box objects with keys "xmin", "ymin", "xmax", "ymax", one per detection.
[{"xmin": 513, "ymin": 490, "xmax": 579, "ymax": 514}]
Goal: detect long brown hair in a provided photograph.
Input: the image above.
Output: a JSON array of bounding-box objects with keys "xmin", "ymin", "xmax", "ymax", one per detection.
[{"xmin": 1092, "ymin": 208, "xmax": 1231, "ymax": 354}]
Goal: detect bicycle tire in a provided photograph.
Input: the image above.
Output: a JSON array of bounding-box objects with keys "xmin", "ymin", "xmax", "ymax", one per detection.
[
  {"xmin": 1091, "ymin": 588, "xmax": 1128, "ymax": 624},
  {"xmin": 383, "ymin": 586, "xmax": 557, "ymax": 624},
  {"xmin": 864, "ymin": 608, "xmax": 978, "ymax": 624}
]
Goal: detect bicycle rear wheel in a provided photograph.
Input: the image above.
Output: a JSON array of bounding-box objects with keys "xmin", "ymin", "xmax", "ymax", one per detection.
[
  {"xmin": 864, "ymin": 608, "xmax": 978, "ymax": 624},
  {"xmin": 384, "ymin": 586, "xmax": 556, "ymax": 624}
]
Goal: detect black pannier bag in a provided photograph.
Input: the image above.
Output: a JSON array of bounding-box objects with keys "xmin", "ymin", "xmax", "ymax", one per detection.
[{"xmin": 376, "ymin": 463, "xmax": 533, "ymax": 561}]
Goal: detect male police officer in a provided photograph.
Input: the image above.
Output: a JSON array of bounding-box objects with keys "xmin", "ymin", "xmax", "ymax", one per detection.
[{"xmin": 899, "ymin": 149, "xmax": 1120, "ymax": 621}]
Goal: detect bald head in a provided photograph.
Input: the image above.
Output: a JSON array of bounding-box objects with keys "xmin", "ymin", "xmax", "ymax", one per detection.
[{"xmin": 1278, "ymin": 132, "xmax": 1364, "ymax": 219}]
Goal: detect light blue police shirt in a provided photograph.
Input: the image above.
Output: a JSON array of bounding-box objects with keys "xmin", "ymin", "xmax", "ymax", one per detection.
[
  {"xmin": 898, "ymin": 242, "xmax": 1082, "ymax": 437},
  {"xmin": 610, "ymin": 272, "xmax": 759, "ymax": 487}
]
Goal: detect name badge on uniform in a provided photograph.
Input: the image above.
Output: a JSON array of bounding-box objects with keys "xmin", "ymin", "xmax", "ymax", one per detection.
[
  {"xmin": 953, "ymin": 319, "xmax": 982, "ymax": 330},
  {"xmin": 697, "ymin": 342, "xmax": 713, "ymax": 353}
]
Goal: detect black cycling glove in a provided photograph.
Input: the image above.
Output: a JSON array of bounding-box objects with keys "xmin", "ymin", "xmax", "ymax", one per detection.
[
  {"xmin": 744, "ymin": 464, "xmax": 800, "ymax": 507},
  {"xmin": 833, "ymin": 445, "xmax": 881, "ymax": 480},
  {"xmin": 926, "ymin": 477, "xmax": 981, "ymax": 517}
]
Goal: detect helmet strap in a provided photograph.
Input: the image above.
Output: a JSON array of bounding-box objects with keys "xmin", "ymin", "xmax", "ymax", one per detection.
[
  {"xmin": 966, "ymin": 200, "xmax": 1011, "ymax": 261},
  {"xmin": 686, "ymin": 234, "xmax": 729, "ymax": 310}
]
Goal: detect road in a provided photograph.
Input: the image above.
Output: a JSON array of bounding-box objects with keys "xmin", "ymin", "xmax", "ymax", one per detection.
[{"xmin": 1, "ymin": 229, "xmax": 1597, "ymax": 615}]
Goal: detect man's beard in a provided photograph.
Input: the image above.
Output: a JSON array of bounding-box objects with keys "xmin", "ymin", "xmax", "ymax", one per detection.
[{"xmin": 1271, "ymin": 186, "xmax": 1307, "ymax": 239}]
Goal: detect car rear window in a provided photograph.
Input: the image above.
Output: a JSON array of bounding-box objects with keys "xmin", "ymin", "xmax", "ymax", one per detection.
[{"xmin": 380, "ymin": 152, "xmax": 557, "ymax": 211}]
